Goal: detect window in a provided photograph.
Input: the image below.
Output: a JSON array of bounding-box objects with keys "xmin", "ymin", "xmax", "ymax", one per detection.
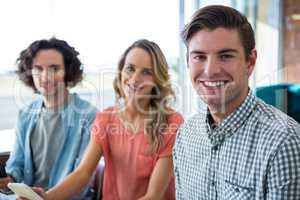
[{"xmin": 0, "ymin": 0, "xmax": 180, "ymax": 133}]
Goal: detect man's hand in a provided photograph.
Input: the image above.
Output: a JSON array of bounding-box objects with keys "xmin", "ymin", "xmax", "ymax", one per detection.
[{"xmin": 0, "ymin": 176, "xmax": 14, "ymax": 189}]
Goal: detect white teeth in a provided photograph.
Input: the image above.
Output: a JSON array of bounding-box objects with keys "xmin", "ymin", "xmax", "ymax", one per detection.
[
  {"xmin": 128, "ymin": 84, "xmax": 140, "ymax": 91},
  {"xmin": 203, "ymin": 81, "xmax": 226, "ymax": 87}
]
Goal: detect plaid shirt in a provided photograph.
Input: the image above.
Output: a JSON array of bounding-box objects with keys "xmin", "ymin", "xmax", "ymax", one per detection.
[{"xmin": 173, "ymin": 91, "xmax": 300, "ymax": 200}]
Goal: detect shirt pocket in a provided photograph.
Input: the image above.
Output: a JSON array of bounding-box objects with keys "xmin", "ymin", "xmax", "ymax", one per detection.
[
  {"xmin": 223, "ymin": 180, "xmax": 254, "ymax": 200},
  {"xmin": 136, "ymin": 154, "xmax": 155, "ymax": 178}
]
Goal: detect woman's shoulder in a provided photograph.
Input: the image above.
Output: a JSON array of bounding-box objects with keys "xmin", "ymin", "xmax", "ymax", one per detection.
[
  {"xmin": 166, "ymin": 109, "xmax": 184, "ymax": 125},
  {"xmin": 159, "ymin": 109, "xmax": 184, "ymax": 141},
  {"xmin": 94, "ymin": 106, "xmax": 118, "ymax": 124}
]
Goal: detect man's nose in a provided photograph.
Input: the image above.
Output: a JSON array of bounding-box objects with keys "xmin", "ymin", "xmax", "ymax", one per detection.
[
  {"xmin": 41, "ymin": 69, "xmax": 53, "ymax": 82},
  {"xmin": 203, "ymin": 57, "xmax": 221, "ymax": 77}
]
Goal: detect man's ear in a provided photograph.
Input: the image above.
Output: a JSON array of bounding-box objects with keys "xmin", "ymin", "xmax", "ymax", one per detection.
[{"xmin": 246, "ymin": 48, "xmax": 257, "ymax": 77}]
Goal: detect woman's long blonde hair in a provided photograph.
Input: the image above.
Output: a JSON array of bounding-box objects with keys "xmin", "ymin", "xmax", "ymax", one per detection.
[{"xmin": 113, "ymin": 39, "xmax": 175, "ymax": 153}]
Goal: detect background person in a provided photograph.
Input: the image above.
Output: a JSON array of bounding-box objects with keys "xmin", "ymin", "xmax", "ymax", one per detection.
[{"xmin": 0, "ymin": 38, "xmax": 98, "ymax": 199}]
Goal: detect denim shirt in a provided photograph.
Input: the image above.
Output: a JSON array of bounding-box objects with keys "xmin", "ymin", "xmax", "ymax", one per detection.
[{"xmin": 5, "ymin": 93, "xmax": 97, "ymax": 199}]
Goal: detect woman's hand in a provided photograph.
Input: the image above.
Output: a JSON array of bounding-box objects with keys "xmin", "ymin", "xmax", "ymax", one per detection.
[{"xmin": 16, "ymin": 187, "xmax": 47, "ymax": 200}]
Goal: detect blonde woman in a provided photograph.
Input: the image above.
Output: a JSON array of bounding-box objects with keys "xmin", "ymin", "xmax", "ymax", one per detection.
[{"xmin": 19, "ymin": 39, "xmax": 183, "ymax": 200}]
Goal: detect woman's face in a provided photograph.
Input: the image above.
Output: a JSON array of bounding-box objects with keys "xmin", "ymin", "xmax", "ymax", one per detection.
[{"xmin": 120, "ymin": 47, "xmax": 156, "ymax": 106}]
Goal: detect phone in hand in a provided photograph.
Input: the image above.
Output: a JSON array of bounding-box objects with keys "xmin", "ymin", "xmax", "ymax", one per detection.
[{"xmin": 7, "ymin": 183, "xmax": 43, "ymax": 200}]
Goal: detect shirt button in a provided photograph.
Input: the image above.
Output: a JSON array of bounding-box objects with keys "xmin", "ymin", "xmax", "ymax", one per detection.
[
  {"xmin": 211, "ymin": 181, "xmax": 215, "ymax": 186},
  {"xmin": 212, "ymin": 146, "xmax": 218, "ymax": 151}
]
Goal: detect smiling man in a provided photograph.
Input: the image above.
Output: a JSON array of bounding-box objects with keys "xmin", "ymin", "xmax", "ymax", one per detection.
[
  {"xmin": 0, "ymin": 38, "xmax": 97, "ymax": 199},
  {"xmin": 173, "ymin": 5, "xmax": 300, "ymax": 200}
]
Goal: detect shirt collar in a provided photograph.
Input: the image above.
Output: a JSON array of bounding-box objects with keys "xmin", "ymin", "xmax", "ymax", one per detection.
[
  {"xmin": 34, "ymin": 93, "xmax": 76, "ymax": 127},
  {"xmin": 205, "ymin": 90, "xmax": 258, "ymax": 145}
]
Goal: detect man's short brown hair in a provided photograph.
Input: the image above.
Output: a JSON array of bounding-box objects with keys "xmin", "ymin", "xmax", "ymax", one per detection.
[{"xmin": 182, "ymin": 5, "xmax": 255, "ymax": 61}]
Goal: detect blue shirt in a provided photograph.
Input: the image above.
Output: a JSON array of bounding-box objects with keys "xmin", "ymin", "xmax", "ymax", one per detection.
[
  {"xmin": 5, "ymin": 93, "xmax": 97, "ymax": 199},
  {"xmin": 173, "ymin": 91, "xmax": 300, "ymax": 200}
]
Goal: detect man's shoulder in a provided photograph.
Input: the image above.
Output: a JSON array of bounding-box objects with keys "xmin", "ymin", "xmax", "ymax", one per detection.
[
  {"xmin": 251, "ymin": 99, "xmax": 300, "ymax": 170},
  {"xmin": 178, "ymin": 112, "xmax": 206, "ymax": 134},
  {"xmin": 253, "ymin": 98, "xmax": 300, "ymax": 141},
  {"xmin": 19, "ymin": 96, "xmax": 43, "ymax": 115},
  {"xmin": 71, "ymin": 93, "xmax": 97, "ymax": 108},
  {"xmin": 69, "ymin": 93, "xmax": 98, "ymax": 116},
  {"xmin": 256, "ymin": 98, "xmax": 299, "ymax": 127}
]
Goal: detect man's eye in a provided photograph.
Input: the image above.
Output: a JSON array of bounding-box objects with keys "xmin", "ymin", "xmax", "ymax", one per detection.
[
  {"xmin": 49, "ymin": 65, "xmax": 63, "ymax": 72},
  {"xmin": 33, "ymin": 67, "xmax": 42, "ymax": 71},
  {"xmin": 32, "ymin": 67, "xmax": 43, "ymax": 74},
  {"xmin": 193, "ymin": 55, "xmax": 206, "ymax": 61},
  {"xmin": 220, "ymin": 54, "xmax": 234, "ymax": 60}
]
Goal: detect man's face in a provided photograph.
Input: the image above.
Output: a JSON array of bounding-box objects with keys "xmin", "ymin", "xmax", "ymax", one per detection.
[
  {"xmin": 188, "ymin": 27, "xmax": 256, "ymax": 112},
  {"xmin": 31, "ymin": 49, "xmax": 66, "ymax": 98}
]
